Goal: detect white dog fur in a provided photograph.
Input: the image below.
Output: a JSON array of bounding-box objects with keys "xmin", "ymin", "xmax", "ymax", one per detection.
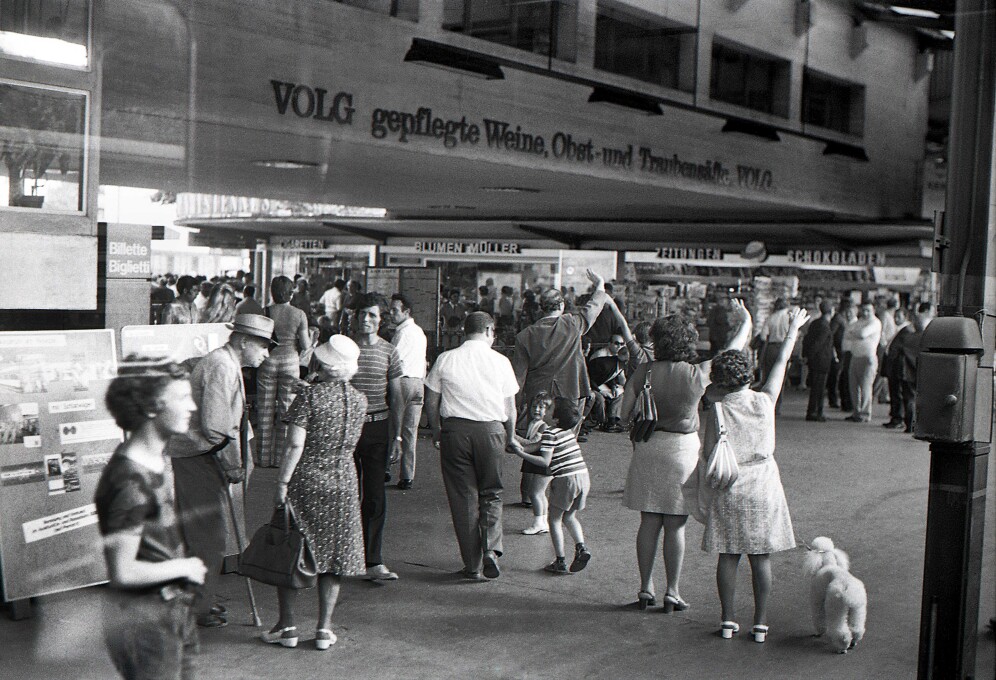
[{"xmin": 804, "ymin": 536, "xmax": 868, "ymax": 653}]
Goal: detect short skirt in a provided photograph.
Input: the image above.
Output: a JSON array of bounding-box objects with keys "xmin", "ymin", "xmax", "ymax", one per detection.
[{"xmin": 622, "ymin": 431, "xmax": 700, "ymax": 515}]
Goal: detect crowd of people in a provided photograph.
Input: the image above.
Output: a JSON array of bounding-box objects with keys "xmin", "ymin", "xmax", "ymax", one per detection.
[{"xmin": 97, "ymin": 267, "xmax": 935, "ymax": 677}]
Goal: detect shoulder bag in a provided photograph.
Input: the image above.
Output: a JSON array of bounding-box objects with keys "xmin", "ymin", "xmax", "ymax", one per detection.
[
  {"xmin": 705, "ymin": 403, "xmax": 739, "ymax": 490},
  {"xmin": 239, "ymin": 501, "xmax": 318, "ymax": 589},
  {"xmin": 629, "ymin": 365, "xmax": 657, "ymax": 443}
]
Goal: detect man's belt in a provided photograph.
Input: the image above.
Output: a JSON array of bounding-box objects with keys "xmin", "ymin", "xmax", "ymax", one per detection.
[{"xmin": 364, "ymin": 410, "xmax": 390, "ymax": 423}]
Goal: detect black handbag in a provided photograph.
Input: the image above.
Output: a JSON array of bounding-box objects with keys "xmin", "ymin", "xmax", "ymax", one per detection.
[
  {"xmin": 629, "ymin": 365, "xmax": 658, "ymax": 443},
  {"xmin": 239, "ymin": 502, "xmax": 318, "ymax": 589}
]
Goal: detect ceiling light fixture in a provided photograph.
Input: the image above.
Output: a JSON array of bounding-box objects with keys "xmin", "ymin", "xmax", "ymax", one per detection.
[
  {"xmin": 404, "ymin": 38, "xmax": 505, "ymax": 80},
  {"xmin": 251, "ymin": 159, "xmax": 320, "ymax": 169},
  {"xmin": 721, "ymin": 118, "xmax": 781, "ymax": 142},
  {"xmin": 426, "ymin": 205, "xmax": 477, "ymax": 210},
  {"xmin": 587, "ymin": 86, "xmax": 663, "ymax": 116},
  {"xmin": 481, "ymin": 186, "xmax": 541, "ymax": 193}
]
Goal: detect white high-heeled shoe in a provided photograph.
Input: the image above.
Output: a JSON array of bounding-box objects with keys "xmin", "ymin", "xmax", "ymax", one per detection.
[{"xmin": 720, "ymin": 621, "xmax": 740, "ymax": 639}]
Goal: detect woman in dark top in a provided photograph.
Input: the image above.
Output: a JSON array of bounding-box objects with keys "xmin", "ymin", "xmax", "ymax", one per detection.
[
  {"xmin": 96, "ymin": 358, "xmax": 207, "ymax": 679},
  {"xmin": 619, "ymin": 301, "xmax": 750, "ymax": 613}
]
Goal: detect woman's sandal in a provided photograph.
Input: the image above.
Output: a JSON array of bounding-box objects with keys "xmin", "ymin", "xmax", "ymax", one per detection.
[
  {"xmin": 662, "ymin": 594, "xmax": 690, "ymax": 613},
  {"xmin": 752, "ymin": 624, "xmax": 769, "ymax": 643},
  {"xmin": 720, "ymin": 621, "xmax": 740, "ymax": 639},
  {"xmin": 637, "ymin": 590, "xmax": 656, "ymax": 611},
  {"xmin": 315, "ymin": 629, "xmax": 337, "ymax": 651},
  {"xmin": 260, "ymin": 625, "xmax": 298, "ymax": 648}
]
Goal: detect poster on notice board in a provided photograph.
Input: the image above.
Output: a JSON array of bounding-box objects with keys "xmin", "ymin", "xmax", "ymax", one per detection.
[{"xmin": 0, "ymin": 330, "xmax": 120, "ymax": 601}]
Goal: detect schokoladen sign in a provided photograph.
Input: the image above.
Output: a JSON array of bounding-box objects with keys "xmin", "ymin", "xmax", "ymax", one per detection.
[{"xmin": 269, "ymin": 79, "xmax": 774, "ymax": 194}]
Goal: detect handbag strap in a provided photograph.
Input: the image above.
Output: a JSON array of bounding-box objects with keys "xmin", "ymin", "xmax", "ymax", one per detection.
[
  {"xmin": 642, "ymin": 365, "xmax": 653, "ymax": 392},
  {"xmin": 713, "ymin": 402, "xmax": 728, "ymax": 436}
]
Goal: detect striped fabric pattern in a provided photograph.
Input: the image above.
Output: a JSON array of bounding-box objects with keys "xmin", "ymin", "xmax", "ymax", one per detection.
[
  {"xmin": 255, "ymin": 348, "xmax": 300, "ymax": 468},
  {"xmin": 541, "ymin": 427, "xmax": 587, "ymax": 477},
  {"xmin": 351, "ymin": 338, "xmax": 403, "ymax": 414}
]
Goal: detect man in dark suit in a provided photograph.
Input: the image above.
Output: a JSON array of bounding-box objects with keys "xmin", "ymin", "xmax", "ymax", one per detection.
[
  {"xmin": 830, "ymin": 299, "xmax": 855, "ymax": 411},
  {"xmin": 882, "ymin": 307, "xmax": 915, "ymax": 429},
  {"xmin": 892, "ymin": 302, "xmax": 935, "ymax": 432},
  {"xmin": 802, "ymin": 300, "xmax": 836, "ymax": 421}
]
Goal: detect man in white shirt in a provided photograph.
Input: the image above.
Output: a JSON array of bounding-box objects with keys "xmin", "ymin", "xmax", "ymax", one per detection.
[
  {"xmin": 843, "ymin": 301, "xmax": 882, "ymax": 422},
  {"xmin": 389, "ymin": 293, "xmax": 428, "ymax": 490},
  {"xmin": 319, "ymin": 279, "xmax": 345, "ymax": 324},
  {"xmin": 193, "ymin": 280, "xmax": 212, "ymax": 313},
  {"xmin": 424, "ymin": 312, "xmax": 520, "ymax": 581}
]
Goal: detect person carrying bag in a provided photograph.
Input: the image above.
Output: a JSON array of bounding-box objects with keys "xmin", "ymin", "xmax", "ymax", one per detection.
[{"xmin": 240, "ymin": 502, "xmax": 318, "ymax": 590}]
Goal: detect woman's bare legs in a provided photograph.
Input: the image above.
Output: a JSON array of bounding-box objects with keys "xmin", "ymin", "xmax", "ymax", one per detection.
[
  {"xmin": 273, "ymin": 586, "xmax": 298, "ymax": 632},
  {"xmin": 746, "ymin": 554, "xmax": 772, "ymax": 627},
  {"xmin": 717, "ymin": 553, "xmax": 741, "ymax": 622},
  {"xmin": 661, "ymin": 513, "xmax": 688, "ymax": 601},
  {"xmin": 316, "ymin": 574, "xmax": 342, "ymax": 631},
  {"xmin": 636, "ymin": 512, "xmax": 664, "ymax": 595}
]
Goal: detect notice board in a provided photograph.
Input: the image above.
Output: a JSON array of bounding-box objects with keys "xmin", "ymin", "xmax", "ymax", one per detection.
[
  {"xmin": 121, "ymin": 323, "xmax": 232, "ymax": 363},
  {"xmin": 0, "ymin": 330, "xmax": 120, "ymax": 601},
  {"xmin": 400, "ymin": 268, "xmax": 440, "ymax": 348}
]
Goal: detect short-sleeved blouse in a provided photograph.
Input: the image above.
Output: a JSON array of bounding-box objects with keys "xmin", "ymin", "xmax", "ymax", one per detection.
[
  {"xmin": 266, "ymin": 303, "xmax": 309, "ymax": 353},
  {"xmin": 628, "ymin": 360, "xmax": 711, "ymax": 434}
]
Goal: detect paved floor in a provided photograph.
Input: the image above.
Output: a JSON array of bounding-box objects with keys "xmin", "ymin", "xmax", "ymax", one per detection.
[{"xmin": 2, "ymin": 390, "xmax": 994, "ymax": 679}]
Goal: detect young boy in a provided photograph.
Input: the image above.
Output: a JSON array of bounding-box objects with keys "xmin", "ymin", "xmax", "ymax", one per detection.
[{"xmin": 510, "ymin": 401, "xmax": 591, "ymax": 574}]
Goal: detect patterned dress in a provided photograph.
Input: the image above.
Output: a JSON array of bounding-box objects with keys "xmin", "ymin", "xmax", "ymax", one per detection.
[
  {"xmin": 700, "ymin": 389, "xmax": 795, "ymax": 555},
  {"xmin": 284, "ymin": 380, "xmax": 367, "ymax": 576}
]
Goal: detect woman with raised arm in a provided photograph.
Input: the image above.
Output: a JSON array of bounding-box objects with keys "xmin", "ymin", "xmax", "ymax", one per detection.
[
  {"xmin": 700, "ymin": 307, "xmax": 808, "ymax": 644},
  {"xmin": 619, "ymin": 299, "xmax": 752, "ymax": 612},
  {"xmin": 96, "ymin": 358, "xmax": 207, "ymax": 679}
]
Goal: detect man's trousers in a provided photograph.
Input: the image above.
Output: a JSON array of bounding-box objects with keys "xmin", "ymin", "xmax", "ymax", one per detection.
[{"xmin": 439, "ymin": 418, "xmax": 505, "ymax": 574}]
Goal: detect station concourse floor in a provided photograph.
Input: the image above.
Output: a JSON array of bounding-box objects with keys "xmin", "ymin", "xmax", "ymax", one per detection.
[{"xmin": 2, "ymin": 390, "xmax": 994, "ymax": 679}]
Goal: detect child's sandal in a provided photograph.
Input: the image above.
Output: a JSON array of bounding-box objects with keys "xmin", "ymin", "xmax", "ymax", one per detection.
[
  {"xmin": 752, "ymin": 624, "xmax": 769, "ymax": 643},
  {"xmin": 720, "ymin": 621, "xmax": 740, "ymax": 639}
]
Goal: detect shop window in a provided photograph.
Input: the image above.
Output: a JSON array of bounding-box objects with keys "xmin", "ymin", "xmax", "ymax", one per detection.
[
  {"xmin": 0, "ymin": 82, "xmax": 87, "ymax": 211},
  {"xmin": 0, "ymin": 0, "xmax": 90, "ymax": 68},
  {"xmin": 443, "ymin": 0, "xmax": 578, "ymax": 63},
  {"xmin": 594, "ymin": 2, "xmax": 696, "ymax": 92},
  {"xmin": 333, "ymin": 0, "xmax": 418, "ymax": 21},
  {"xmin": 802, "ymin": 69, "xmax": 865, "ymax": 136},
  {"xmin": 710, "ymin": 42, "xmax": 790, "ymax": 118}
]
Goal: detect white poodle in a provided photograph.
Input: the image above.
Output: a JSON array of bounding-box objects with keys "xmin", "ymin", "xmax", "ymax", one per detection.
[{"xmin": 803, "ymin": 536, "xmax": 868, "ymax": 654}]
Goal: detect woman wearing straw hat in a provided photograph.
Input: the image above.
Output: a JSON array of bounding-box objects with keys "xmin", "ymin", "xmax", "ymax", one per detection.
[{"xmin": 262, "ymin": 335, "xmax": 367, "ymax": 650}]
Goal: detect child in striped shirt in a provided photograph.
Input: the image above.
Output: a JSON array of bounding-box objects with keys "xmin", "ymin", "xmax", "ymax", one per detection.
[{"xmin": 510, "ymin": 401, "xmax": 591, "ymax": 575}]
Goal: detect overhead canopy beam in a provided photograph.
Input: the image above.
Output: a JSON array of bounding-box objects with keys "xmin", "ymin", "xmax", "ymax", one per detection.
[
  {"xmin": 515, "ymin": 224, "xmax": 585, "ymax": 249},
  {"xmin": 321, "ymin": 221, "xmax": 392, "ymax": 243}
]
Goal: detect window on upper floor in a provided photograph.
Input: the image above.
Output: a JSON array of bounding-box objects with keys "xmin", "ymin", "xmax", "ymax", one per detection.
[
  {"xmin": 333, "ymin": 0, "xmax": 418, "ymax": 21},
  {"xmin": 802, "ymin": 69, "xmax": 865, "ymax": 136},
  {"xmin": 0, "ymin": 81, "xmax": 87, "ymax": 211},
  {"xmin": 594, "ymin": 2, "xmax": 696, "ymax": 92},
  {"xmin": 443, "ymin": 0, "xmax": 578, "ymax": 63},
  {"xmin": 710, "ymin": 41, "xmax": 790, "ymax": 118},
  {"xmin": 0, "ymin": 0, "xmax": 90, "ymax": 68}
]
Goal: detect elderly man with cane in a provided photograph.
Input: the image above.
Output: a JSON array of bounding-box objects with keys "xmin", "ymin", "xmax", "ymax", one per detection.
[{"xmin": 167, "ymin": 314, "xmax": 273, "ymax": 628}]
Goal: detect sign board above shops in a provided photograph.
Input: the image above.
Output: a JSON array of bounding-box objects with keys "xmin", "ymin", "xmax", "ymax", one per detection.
[
  {"xmin": 268, "ymin": 79, "xmax": 776, "ymax": 196},
  {"xmin": 415, "ymin": 241, "xmax": 521, "ymax": 255},
  {"xmin": 626, "ymin": 248, "xmax": 888, "ymax": 269}
]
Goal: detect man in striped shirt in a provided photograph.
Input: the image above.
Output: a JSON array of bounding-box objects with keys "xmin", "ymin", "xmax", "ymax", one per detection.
[
  {"xmin": 509, "ymin": 402, "xmax": 592, "ymax": 575},
  {"xmin": 351, "ymin": 293, "xmax": 405, "ymax": 581}
]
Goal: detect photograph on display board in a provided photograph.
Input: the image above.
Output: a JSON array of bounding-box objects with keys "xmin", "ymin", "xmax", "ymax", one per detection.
[{"xmin": 0, "ymin": 402, "xmax": 40, "ymax": 446}]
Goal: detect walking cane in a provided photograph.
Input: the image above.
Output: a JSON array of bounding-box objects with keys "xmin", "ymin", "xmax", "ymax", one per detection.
[{"xmin": 216, "ymin": 446, "xmax": 261, "ymax": 627}]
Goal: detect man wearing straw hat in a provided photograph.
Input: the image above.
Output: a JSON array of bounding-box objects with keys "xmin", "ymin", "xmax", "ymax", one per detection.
[{"xmin": 167, "ymin": 313, "xmax": 274, "ymax": 627}]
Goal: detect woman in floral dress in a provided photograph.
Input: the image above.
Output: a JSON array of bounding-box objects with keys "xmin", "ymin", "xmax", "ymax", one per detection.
[
  {"xmin": 261, "ymin": 335, "xmax": 366, "ymax": 651},
  {"xmin": 700, "ymin": 307, "xmax": 808, "ymax": 644}
]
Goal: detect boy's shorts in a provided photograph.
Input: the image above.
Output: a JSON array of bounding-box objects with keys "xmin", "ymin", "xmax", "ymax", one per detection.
[{"xmin": 549, "ymin": 471, "xmax": 590, "ymax": 512}]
